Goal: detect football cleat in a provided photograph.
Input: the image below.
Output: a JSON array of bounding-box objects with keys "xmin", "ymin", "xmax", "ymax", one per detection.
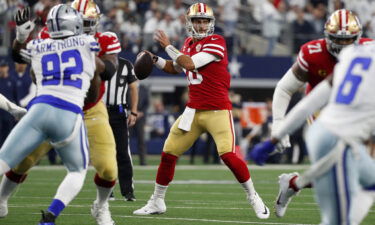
[
  {"xmin": 91, "ymin": 201, "xmax": 115, "ymax": 225},
  {"xmin": 124, "ymin": 192, "xmax": 136, "ymax": 202},
  {"xmin": 248, "ymin": 192, "xmax": 270, "ymax": 219},
  {"xmin": 0, "ymin": 201, "xmax": 8, "ymax": 218},
  {"xmin": 38, "ymin": 210, "xmax": 56, "ymax": 225},
  {"xmin": 275, "ymin": 173, "xmax": 300, "ymax": 217},
  {"xmin": 133, "ymin": 195, "xmax": 166, "ymax": 215}
]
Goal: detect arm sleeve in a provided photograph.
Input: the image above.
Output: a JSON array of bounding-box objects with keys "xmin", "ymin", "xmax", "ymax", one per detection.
[
  {"xmin": 273, "ymin": 80, "xmax": 332, "ymax": 139},
  {"xmin": 191, "ymin": 52, "xmax": 218, "ymax": 69},
  {"xmin": 272, "ymin": 68, "xmax": 305, "ymax": 130}
]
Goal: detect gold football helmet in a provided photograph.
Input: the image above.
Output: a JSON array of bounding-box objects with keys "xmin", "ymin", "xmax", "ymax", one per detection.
[
  {"xmin": 186, "ymin": 3, "xmax": 215, "ymax": 39},
  {"xmin": 71, "ymin": 0, "xmax": 101, "ymax": 34},
  {"xmin": 324, "ymin": 9, "xmax": 362, "ymax": 57}
]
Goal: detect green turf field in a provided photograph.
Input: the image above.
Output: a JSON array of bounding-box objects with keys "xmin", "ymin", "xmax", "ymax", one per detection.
[{"xmin": 1, "ymin": 162, "xmax": 374, "ymax": 225}]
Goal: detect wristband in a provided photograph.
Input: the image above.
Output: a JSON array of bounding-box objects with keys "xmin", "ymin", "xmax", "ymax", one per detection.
[
  {"xmin": 165, "ymin": 45, "xmax": 183, "ymax": 61},
  {"xmin": 131, "ymin": 111, "xmax": 138, "ymax": 116},
  {"xmin": 154, "ymin": 56, "xmax": 166, "ymax": 69}
]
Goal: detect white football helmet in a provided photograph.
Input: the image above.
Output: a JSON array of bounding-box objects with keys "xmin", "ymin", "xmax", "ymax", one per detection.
[
  {"xmin": 185, "ymin": 3, "xmax": 215, "ymax": 39},
  {"xmin": 46, "ymin": 4, "xmax": 83, "ymax": 39},
  {"xmin": 324, "ymin": 9, "xmax": 362, "ymax": 57},
  {"xmin": 71, "ymin": 0, "xmax": 101, "ymax": 34}
]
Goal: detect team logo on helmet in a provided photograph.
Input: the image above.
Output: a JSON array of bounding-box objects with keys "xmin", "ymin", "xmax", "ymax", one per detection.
[
  {"xmin": 324, "ymin": 9, "xmax": 362, "ymax": 57},
  {"xmin": 186, "ymin": 3, "xmax": 215, "ymax": 39}
]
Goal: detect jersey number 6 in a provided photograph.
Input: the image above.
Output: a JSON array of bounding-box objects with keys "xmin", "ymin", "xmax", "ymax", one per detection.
[
  {"xmin": 335, "ymin": 57, "xmax": 372, "ymax": 104},
  {"xmin": 41, "ymin": 49, "xmax": 83, "ymax": 89}
]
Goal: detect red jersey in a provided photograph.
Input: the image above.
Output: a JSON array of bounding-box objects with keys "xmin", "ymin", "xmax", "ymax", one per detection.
[
  {"xmin": 297, "ymin": 38, "xmax": 373, "ymax": 93},
  {"xmin": 181, "ymin": 34, "xmax": 232, "ymax": 110},
  {"xmin": 38, "ymin": 28, "xmax": 121, "ymax": 110}
]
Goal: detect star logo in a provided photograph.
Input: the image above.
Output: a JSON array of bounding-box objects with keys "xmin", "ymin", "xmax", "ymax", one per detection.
[{"xmin": 228, "ymin": 57, "xmax": 243, "ymax": 78}]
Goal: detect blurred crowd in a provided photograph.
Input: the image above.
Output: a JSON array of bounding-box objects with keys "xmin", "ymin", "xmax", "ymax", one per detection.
[{"xmin": 2, "ymin": 0, "xmax": 375, "ymax": 56}]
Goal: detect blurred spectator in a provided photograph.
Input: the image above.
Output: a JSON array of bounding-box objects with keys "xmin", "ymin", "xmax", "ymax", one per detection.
[
  {"xmin": 166, "ymin": 0, "xmax": 185, "ymax": 20},
  {"xmin": 12, "ymin": 63, "xmax": 31, "ymax": 105},
  {"xmin": 0, "ymin": 59, "xmax": 17, "ymax": 147},
  {"xmin": 159, "ymin": 13, "xmax": 180, "ymax": 46},
  {"xmin": 120, "ymin": 16, "xmax": 142, "ymax": 53},
  {"xmin": 147, "ymin": 98, "xmax": 174, "ymax": 139},
  {"xmin": 170, "ymin": 14, "xmax": 186, "ymax": 47},
  {"xmin": 130, "ymin": 84, "xmax": 150, "ymax": 166},
  {"xmin": 261, "ymin": 0, "xmax": 285, "ymax": 56},
  {"xmin": 308, "ymin": 3, "xmax": 327, "ymax": 36},
  {"xmin": 291, "ymin": 7, "xmax": 315, "ymax": 54},
  {"xmin": 142, "ymin": 10, "xmax": 162, "ymax": 52},
  {"xmin": 218, "ymin": 0, "xmax": 240, "ymax": 52}
]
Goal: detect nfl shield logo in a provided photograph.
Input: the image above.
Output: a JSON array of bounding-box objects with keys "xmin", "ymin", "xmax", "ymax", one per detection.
[{"xmin": 196, "ymin": 44, "xmax": 202, "ymax": 52}]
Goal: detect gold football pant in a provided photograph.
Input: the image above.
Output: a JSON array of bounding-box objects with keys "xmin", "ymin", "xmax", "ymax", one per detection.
[
  {"xmin": 164, "ymin": 109, "xmax": 235, "ymax": 156},
  {"xmin": 13, "ymin": 101, "xmax": 117, "ymax": 181}
]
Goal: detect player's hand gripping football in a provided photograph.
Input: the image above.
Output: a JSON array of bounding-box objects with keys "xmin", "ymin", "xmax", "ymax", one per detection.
[
  {"xmin": 153, "ymin": 29, "xmax": 171, "ymax": 49},
  {"xmin": 14, "ymin": 7, "xmax": 35, "ymax": 43},
  {"xmin": 249, "ymin": 140, "xmax": 277, "ymax": 166}
]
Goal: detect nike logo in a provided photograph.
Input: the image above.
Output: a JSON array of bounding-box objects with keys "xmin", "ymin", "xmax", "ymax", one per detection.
[
  {"xmin": 263, "ymin": 206, "xmax": 268, "ymax": 214},
  {"xmin": 211, "ymin": 37, "xmax": 218, "ymax": 40}
]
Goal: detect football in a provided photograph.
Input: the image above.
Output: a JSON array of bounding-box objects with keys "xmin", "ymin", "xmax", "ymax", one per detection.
[{"xmin": 134, "ymin": 51, "xmax": 153, "ymax": 80}]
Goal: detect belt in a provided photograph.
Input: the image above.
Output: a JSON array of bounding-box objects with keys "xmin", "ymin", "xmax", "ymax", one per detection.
[{"xmin": 107, "ymin": 104, "xmax": 127, "ymax": 113}]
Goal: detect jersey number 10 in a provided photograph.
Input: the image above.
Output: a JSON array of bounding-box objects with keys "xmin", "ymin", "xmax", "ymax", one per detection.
[{"xmin": 41, "ymin": 49, "xmax": 83, "ymax": 89}]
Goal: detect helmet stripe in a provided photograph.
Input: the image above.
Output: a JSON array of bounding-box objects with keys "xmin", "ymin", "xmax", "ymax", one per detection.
[
  {"xmin": 203, "ymin": 3, "xmax": 206, "ymax": 13},
  {"xmin": 345, "ymin": 10, "xmax": 349, "ymax": 31},
  {"xmin": 77, "ymin": 0, "xmax": 83, "ymax": 12},
  {"xmin": 55, "ymin": 5, "xmax": 62, "ymax": 32},
  {"xmin": 83, "ymin": 0, "xmax": 89, "ymax": 14},
  {"xmin": 339, "ymin": 9, "xmax": 343, "ymax": 31},
  {"xmin": 198, "ymin": 3, "xmax": 201, "ymax": 13}
]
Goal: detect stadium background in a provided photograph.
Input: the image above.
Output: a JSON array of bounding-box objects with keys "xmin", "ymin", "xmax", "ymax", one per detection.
[{"xmin": 1, "ymin": 0, "xmax": 375, "ymax": 164}]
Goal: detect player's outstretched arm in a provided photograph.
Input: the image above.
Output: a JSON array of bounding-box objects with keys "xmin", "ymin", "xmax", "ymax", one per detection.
[
  {"xmin": 0, "ymin": 94, "xmax": 27, "ymax": 120},
  {"xmin": 251, "ymin": 77, "xmax": 333, "ymax": 165},
  {"xmin": 99, "ymin": 53, "xmax": 118, "ymax": 81},
  {"xmin": 12, "ymin": 7, "xmax": 35, "ymax": 63},
  {"xmin": 271, "ymin": 63, "xmax": 307, "ymax": 151}
]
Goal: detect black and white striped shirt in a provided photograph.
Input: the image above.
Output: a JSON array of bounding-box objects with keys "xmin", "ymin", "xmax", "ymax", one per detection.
[{"xmin": 103, "ymin": 57, "xmax": 137, "ymax": 108}]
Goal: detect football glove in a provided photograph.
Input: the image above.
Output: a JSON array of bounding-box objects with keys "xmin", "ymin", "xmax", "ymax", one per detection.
[
  {"xmin": 250, "ymin": 140, "xmax": 276, "ymax": 166},
  {"xmin": 271, "ymin": 120, "xmax": 291, "ymax": 152},
  {"xmin": 15, "ymin": 7, "xmax": 35, "ymax": 43}
]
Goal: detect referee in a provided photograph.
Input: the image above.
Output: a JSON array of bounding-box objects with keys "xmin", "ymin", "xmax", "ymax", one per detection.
[{"xmin": 103, "ymin": 57, "xmax": 139, "ymax": 201}]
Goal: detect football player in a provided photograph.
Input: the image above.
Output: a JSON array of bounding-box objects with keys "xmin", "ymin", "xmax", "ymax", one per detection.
[
  {"xmin": 0, "ymin": 1, "xmax": 120, "ymax": 224},
  {"xmin": 0, "ymin": 4, "xmax": 99, "ymax": 224},
  {"xmin": 266, "ymin": 9, "xmax": 373, "ymax": 217},
  {"xmin": 133, "ymin": 3, "xmax": 270, "ymax": 219},
  {"xmin": 251, "ymin": 42, "xmax": 375, "ymax": 225}
]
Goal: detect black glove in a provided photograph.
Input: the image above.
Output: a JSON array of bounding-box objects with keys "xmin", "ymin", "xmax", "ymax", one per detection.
[{"xmin": 15, "ymin": 7, "xmax": 31, "ymax": 26}]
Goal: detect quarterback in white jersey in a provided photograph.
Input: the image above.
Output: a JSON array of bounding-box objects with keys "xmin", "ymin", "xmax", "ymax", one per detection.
[
  {"xmin": 251, "ymin": 42, "xmax": 375, "ymax": 225},
  {"xmin": 0, "ymin": 4, "xmax": 100, "ymax": 225}
]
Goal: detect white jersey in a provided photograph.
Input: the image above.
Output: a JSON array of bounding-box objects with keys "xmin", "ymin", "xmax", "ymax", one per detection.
[
  {"xmin": 319, "ymin": 43, "xmax": 375, "ymax": 142},
  {"xmin": 26, "ymin": 34, "xmax": 98, "ymax": 110}
]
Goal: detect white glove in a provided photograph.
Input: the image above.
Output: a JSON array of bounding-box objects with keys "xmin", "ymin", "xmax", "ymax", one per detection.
[
  {"xmin": 271, "ymin": 119, "xmax": 291, "ymax": 152},
  {"xmin": 15, "ymin": 7, "xmax": 35, "ymax": 43}
]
